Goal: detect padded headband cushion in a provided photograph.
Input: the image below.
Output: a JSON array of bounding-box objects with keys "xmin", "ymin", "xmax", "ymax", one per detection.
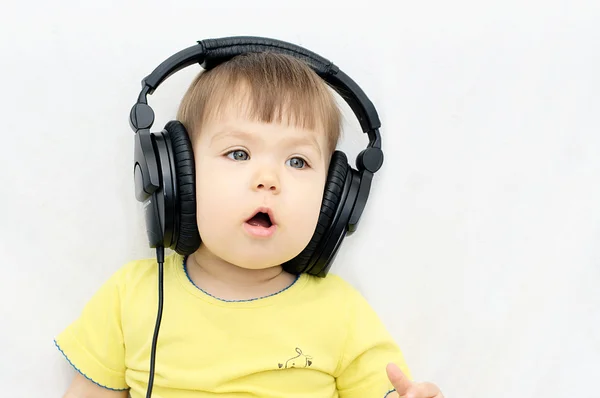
[
  {"xmin": 164, "ymin": 120, "xmax": 201, "ymax": 255},
  {"xmin": 200, "ymin": 37, "xmax": 334, "ymax": 75}
]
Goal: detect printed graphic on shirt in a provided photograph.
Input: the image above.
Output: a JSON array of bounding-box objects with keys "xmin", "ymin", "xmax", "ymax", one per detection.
[{"xmin": 278, "ymin": 347, "xmax": 312, "ymax": 369}]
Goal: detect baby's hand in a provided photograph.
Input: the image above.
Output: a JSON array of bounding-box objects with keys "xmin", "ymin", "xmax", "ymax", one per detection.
[{"xmin": 386, "ymin": 363, "xmax": 444, "ymax": 398}]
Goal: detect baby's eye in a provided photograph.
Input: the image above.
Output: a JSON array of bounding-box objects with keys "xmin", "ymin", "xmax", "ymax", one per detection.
[
  {"xmin": 286, "ymin": 157, "xmax": 307, "ymax": 169},
  {"xmin": 227, "ymin": 150, "xmax": 249, "ymax": 161}
]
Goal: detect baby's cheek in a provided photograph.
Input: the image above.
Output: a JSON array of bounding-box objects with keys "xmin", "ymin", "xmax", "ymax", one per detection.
[{"xmin": 288, "ymin": 189, "xmax": 323, "ymax": 241}]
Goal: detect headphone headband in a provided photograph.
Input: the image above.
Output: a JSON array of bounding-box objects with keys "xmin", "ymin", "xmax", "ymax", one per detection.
[{"xmin": 129, "ymin": 36, "xmax": 382, "ymax": 154}]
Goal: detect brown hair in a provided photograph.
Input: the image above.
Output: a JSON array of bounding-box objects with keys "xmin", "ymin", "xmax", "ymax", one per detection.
[{"xmin": 176, "ymin": 52, "xmax": 341, "ymax": 154}]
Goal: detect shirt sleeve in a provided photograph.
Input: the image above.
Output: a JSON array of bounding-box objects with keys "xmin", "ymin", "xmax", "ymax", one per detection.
[
  {"xmin": 54, "ymin": 266, "xmax": 129, "ymax": 391},
  {"xmin": 335, "ymin": 285, "xmax": 412, "ymax": 398}
]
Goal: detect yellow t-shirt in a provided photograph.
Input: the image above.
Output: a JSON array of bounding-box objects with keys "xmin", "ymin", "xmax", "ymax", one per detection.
[{"xmin": 55, "ymin": 252, "xmax": 411, "ymax": 397}]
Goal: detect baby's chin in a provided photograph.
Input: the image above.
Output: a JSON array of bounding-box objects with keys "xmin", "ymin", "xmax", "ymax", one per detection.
[
  {"xmin": 218, "ymin": 250, "xmax": 297, "ymax": 271},
  {"xmin": 198, "ymin": 229, "xmax": 312, "ymax": 269}
]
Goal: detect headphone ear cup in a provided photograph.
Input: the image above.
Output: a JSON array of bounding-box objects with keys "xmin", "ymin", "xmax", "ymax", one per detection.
[
  {"xmin": 164, "ymin": 120, "xmax": 201, "ymax": 255},
  {"xmin": 283, "ymin": 151, "xmax": 349, "ymax": 275}
]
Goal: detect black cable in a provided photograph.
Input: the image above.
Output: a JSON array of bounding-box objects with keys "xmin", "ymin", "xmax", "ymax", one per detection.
[{"xmin": 145, "ymin": 246, "xmax": 165, "ymax": 398}]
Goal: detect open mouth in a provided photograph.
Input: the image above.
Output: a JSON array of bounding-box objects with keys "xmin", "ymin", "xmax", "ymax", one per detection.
[
  {"xmin": 246, "ymin": 211, "xmax": 273, "ymax": 228},
  {"xmin": 244, "ymin": 208, "xmax": 277, "ymax": 238}
]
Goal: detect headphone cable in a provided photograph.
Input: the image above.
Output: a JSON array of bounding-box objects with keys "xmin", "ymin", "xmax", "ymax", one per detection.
[{"xmin": 146, "ymin": 246, "xmax": 165, "ymax": 398}]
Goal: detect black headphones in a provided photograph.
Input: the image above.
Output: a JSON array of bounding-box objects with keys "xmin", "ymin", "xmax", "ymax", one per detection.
[{"xmin": 129, "ymin": 36, "xmax": 384, "ymax": 277}]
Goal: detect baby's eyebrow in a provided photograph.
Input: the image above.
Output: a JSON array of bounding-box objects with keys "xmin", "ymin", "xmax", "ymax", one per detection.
[
  {"xmin": 210, "ymin": 130, "xmax": 255, "ymax": 146},
  {"xmin": 281, "ymin": 136, "xmax": 322, "ymax": 158}
]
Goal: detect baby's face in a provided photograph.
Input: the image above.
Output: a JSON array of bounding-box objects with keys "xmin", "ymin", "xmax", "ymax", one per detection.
[{"xmin": 192, "ymin": 101, "xmax": 330, "ymax": 270}]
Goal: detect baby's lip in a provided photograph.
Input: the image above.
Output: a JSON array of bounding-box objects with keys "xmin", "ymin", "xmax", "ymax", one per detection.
[{"xmin": 246, "ymin": 207, "xmax": 277, "ymax": 226}]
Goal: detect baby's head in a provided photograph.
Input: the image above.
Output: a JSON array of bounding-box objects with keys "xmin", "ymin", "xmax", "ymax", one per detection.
[{"xmin": 177, "ymin": 52, "xmax": 342, "ymax": 270}]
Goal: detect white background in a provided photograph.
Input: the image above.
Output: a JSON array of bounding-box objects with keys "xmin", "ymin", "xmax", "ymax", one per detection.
[{"xmin": 1, "ymin": 1, "xmax": 598, "ymax": 397}]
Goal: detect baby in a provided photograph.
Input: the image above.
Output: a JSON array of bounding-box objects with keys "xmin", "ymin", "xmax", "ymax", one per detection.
[{"xmin": 56, "ymin": 37, "xmax": 444, "ymax": 398}]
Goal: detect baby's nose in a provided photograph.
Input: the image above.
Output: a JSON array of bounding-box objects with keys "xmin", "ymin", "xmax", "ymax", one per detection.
[{"xmin": 252, "ymin": 170, "xmax": 280, "ymax": 193}]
